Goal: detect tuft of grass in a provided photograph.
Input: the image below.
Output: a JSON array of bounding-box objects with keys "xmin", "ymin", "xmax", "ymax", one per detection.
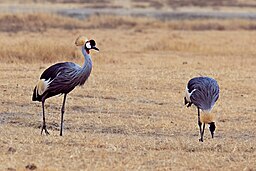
[{"xmin": 0, "ymin": 34, "xmax": 80, "ymax": 63}]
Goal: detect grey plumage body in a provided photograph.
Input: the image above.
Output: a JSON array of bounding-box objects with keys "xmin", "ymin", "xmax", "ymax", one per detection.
[
  {"xmin": 184, "ymin": 76, "xmax": 220, "ymax": 142},
  {"xmin": 186, "ymin": 77, "xmax": 219, "ymax": 111},
  {"xmin": 32, "ymin": 57, "xmax": 92, "ymax": 101},
  {"xmin": 32, "ymin": 37, "xmax": 99, "ymax": 136}
]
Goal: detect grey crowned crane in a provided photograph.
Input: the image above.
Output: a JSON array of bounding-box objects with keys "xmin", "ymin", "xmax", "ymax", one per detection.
[
  {"xmin": 32, "ymin": 36, "xmax": 99, "ymax": 136},
  {"xmin": 184, "ymin": 76, "xmax": 220, "ymax": 142}
]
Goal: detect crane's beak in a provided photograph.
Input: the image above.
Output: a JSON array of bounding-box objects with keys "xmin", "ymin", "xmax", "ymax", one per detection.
[{"xmin": 92, "ymin": 46, "xmax": 99, "ymax": 51}]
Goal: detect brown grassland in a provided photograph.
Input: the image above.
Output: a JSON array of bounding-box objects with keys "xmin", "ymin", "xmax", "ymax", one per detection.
[{"xmin": 0, "ymin": 8, "xmax": 256, "ymax": 171}]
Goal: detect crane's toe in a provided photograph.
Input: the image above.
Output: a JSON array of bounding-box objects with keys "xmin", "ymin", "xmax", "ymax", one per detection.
[
  {"xmin": 199, "ymin": 138, "xmax": 204, "ymax": 142},
  {"xmin": 45, "ymin": 129, "xmax": 50, "ymax": 135},
  {"xmin": 41, "ymin": 125, "xmax": 50, "ymax": 135}
]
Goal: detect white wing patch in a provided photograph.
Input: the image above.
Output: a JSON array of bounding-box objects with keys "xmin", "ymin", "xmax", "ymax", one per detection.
[
  {"xmin": 35, "ymin": 78, "xmax": 52, "ymax": 97},
  {"xmin": 185, "ymin": 86, "xmax": 196, "ymax": 102}
]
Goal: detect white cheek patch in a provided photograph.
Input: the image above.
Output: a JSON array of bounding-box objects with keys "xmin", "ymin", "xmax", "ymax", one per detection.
[{"xmin": 85, "ymin": 42, "xmax": 91, "ymax": 49}]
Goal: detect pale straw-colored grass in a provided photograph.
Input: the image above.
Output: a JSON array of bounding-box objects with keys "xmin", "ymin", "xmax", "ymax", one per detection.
[
  {"xmin": 0, "ymin": 11, "xmax": 255, "ymax": 171},
  {"xmin": 0, "ymin": 28, "xmax": 255, "ymax": 170}
]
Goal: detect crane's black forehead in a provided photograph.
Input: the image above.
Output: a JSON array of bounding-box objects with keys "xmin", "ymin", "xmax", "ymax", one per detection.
[{"xmin": 89, "ymin": 40, "xmax": 96, "ymax": 46}]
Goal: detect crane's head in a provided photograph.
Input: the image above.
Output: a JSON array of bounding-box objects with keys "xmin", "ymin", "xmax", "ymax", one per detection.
[
  {"xmin": 75, "ymin": 36, "xmax": 99, "ymax": 54},
  {"xmin": 209, "ymin": 122, "xmax": 215, "ymax": 138}
]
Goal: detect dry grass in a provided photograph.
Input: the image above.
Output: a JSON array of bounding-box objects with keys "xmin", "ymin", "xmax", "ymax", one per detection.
[
  {"xmin": 0, "ymin": 27, "xmax": 256, "ymax": 170},
  {"xmin": 0, "ymin": 13, "xmax": 256, "ymax": 64},
  {"xmin": 0, "ymin": 31, "xmax": 78, "ymax": 63},
  {"xmin": 0, "ymin": 7, "xmax": 256, "ymax": 170},
  {"xmin": 0, "ymin": 13, "xmax": 86, "ymax": 32},
  {"xmin": 85, "ymin": 15, "xmax": 256, "ymax": 31},
  {"xmin": 1, "ymin": 13, "xmax": 256, "ymax": 33}
]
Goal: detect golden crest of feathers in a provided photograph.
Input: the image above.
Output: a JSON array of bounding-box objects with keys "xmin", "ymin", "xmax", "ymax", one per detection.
[{"xmin": 75, "ymin": 36, "xmax": 88, "ymax": 46}]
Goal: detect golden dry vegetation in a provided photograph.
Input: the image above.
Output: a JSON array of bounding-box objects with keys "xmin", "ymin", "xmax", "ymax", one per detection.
[{"xmin": 0, "ymin": 7, "xmax": 256, "ymax": 171}]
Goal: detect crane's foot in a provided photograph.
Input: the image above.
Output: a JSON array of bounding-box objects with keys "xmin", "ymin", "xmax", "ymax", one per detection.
[
  {"xmin": 41, "ymin": 125, "xmax": 50, "ymax": 135},
  {"xmin": 199, "ymin": 138, "xmax": 203, "ymax": 142}
]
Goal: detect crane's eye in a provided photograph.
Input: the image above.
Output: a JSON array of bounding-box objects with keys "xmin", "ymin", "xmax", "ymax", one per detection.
[{"xmin": 85, "ymin": 42, "xmax": 91, "ymax": 49}]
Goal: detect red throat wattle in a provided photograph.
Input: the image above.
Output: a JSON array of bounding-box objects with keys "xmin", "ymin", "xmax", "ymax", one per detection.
[{"xmin": 86, "ymin": 50, "xmax": 90, "ymax": 54}]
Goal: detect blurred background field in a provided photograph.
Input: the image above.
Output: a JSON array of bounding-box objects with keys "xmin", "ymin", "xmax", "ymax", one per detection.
[{"xmin": 0, "ymin": 0, "xmax": 255, "ymax": 170}]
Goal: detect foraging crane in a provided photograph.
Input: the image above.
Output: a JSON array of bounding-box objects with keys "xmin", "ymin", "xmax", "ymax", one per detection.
[
  {"xmin": 184, "ymin": 76, "xmax": 219, "ymax": 142},
  {"xmin": 32, "ymin": 36, "xmax": 99, "ymax": 136}
]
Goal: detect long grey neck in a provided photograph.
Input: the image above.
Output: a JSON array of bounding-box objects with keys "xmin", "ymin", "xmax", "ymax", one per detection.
[
  {"xmin": 81, "ymin": 47, "xmax": 92, "ymax": 70},
  {"xmin": 81, "ymin": 47, "xmax": 92, "ymax": 65},
  {"xmin": 76, "ymin": 47, "xmax": 93, "ymax": 86}
]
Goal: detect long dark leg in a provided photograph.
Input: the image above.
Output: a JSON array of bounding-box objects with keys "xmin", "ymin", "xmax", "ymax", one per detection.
[
  {"xmin": 198, "ymin": 107, "xmax": 203, "ymax": 142},
  {"xmin": 41, "ymin": 99, "xmax": 50, "ymax": 135},
  {"xmin": 60, "ymin": 94, "xmax": 67, "ymax": 136},
  {"xmin": 201, "ymin": 123, "xmax": 205, "ymax": 142}
]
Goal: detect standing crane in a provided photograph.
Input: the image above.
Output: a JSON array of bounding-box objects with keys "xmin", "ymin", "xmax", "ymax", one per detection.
[
  {"xmin": 32, "ymin": 36, "xmax": 99, "ymax": 136},
  {"xmin": 184, "ymin": 76, "xmax": 220, "ymax": 142}
]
